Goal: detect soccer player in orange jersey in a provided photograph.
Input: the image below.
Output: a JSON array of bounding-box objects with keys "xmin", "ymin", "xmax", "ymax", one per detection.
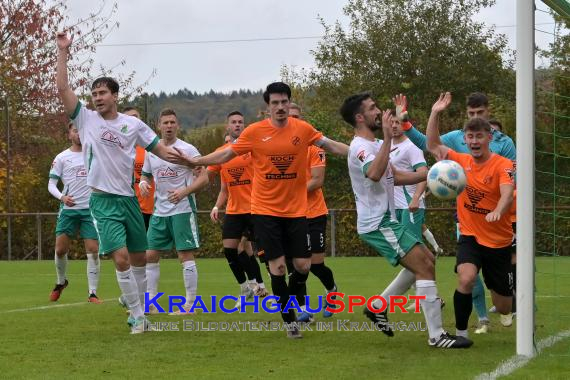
[
  {"xmin": 288, "ymin": 104, "xmax": 339, "ymax": 323},
  {"xmin": 168, "ymin": 82, "xmax": 348, "ymax": 338},
  {"xmin": 426, "ymin": 92, "xmax": 515, "ymax": 340},
  {"xmin": 123, "ymin": 107, "xmax": 155, "ymax": 230},
  {"xmin": 208, "ymin": 111, "xmax": 268, "ymax": 304}
]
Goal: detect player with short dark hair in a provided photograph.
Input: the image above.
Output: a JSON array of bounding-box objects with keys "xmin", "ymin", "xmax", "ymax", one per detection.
[
  {"xmin": 342, "ymin": 92, "xmax": 472, "ymax": 349},
  {"xmin": 426, "ymin": 92, "xmax": 515, "ymax": 340},
  {"xmin": 168, "ymin": 82, "xmax": 349, "ymax": 339},
  {"xmin": 48, "ymin": 122, "xmax": 101, "ymax": 303}
]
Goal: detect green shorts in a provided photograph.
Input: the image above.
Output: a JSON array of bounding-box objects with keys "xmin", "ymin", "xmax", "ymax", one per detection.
[
  {"xmin": 55, "ymin": 208, "xmax": 98, "ymax": 240},
  {"xmin": 147, "ymin": 212, "xmax": 200, "ymax": 251},
  {"xmin": 359, "ymin": 212, "xmax": 422, "ymax": 266},
  {"xmin": 89, "ymin": 193, "xmax": 148, "ymax": 255},
  {"xmin": 395, "ymin": 208, "xmax": 425, "ymax": 241}
]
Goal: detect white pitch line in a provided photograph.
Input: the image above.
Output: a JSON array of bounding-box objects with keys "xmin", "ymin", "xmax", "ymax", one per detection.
[
  {"xmin": 0, "ymin": 299, "xmax": 114, "ymax": 314},
  {"xmin": 475, "ymin": 329, "xmax": 570, "ymax": 380}
]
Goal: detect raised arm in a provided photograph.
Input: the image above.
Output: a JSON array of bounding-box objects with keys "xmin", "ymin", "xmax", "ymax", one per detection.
[
  {"xmin": 365, "ymin": 110, "xmax": 393, "ymax": 182},
  {"xmin": 56, "ymin": 32, "xmax": 79, "ymax": 116},
  {"xmin": 426, "ymin": 92, "xmax": 452, "ymax": 161}
]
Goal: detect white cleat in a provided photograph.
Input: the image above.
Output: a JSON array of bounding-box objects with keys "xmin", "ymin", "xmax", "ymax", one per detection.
[
  {"xmin": 500, "ymin": 313, "xmax": 513, "ymax": 327},
  {"xmin": 168, "ymin": 305, "xmax": 195, "ymax": 316},
  {"xmin": 474, "ymin": 320, "xmax": 490, "ymax": 334}
]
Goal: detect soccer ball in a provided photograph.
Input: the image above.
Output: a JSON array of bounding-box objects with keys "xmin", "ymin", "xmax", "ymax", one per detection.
[{"xmin": 427, "ymin": 160, "xmax": 467, "ymax": 200}]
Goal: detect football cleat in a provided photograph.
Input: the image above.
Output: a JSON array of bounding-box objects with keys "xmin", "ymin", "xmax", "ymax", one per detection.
[
  {"xmin": 429, "ymin": 332, "xmax": 473, "ymax": 348},
  {"xmin": 363, "ymin": 307, "xmax": 394, "ymax": 337},
  {"xmin": 49, "ymin": 279, "xmax": 69, "ymax": 302}
]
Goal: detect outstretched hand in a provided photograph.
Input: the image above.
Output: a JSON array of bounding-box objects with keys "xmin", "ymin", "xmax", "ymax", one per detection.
[
  {"xmin": 56, "ymin": 31, "xmax": 73, "ymax": 50},
  {"xmin": 431, "ymin": 92, "xmax": 452, "ymax": 114},
  {"xmin": 167, "ymin": 147, "xmax": 198, "ymax": 168},
  {"xmin": 393, "ymin": 94, "xmax": 409, "ymax": 121}
]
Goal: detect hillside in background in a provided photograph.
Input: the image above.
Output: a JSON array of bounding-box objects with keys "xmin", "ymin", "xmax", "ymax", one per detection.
[{"xmin": 128, "ymin": 88, "xmax": 268, "ymax": 129}]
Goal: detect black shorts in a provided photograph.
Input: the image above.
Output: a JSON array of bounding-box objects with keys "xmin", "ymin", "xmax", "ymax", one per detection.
[
  {"xmin": 456, "ymin": 235, "xmax": 513, "ymax": 297},
  {"xmin": 308, "ymin": 215, "xmax": 327, "ymax": 254},
  {"xmin": 142, "ymin": 213, "xmax": 152, "ymax": 231},
  {"xmin": 511, "ymin": 222, "xmax": 517, "ymax": 248},
  {"xmin": 222, "ymin": 213, "xmax": 254, "ymax": 240},
  {"xmin": 252, "ymin": 215, "xmax": 310, "ymax": 261}
]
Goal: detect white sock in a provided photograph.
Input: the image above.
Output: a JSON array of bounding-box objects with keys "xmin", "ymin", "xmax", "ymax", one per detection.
[
  {"xmin": 131, "ymin": 266, "xmax": 147, "ymax": 311},
  {"xmin": 86, "ymin": 253, "xmax": 100, "ymax": 295},
  {"xmin": 182, "ymin": 260, "xmax": 198, "ymax": 306},
  {"xmin": 258, "ymin": 282, "xmax": 266, "ymax": 289},
  {"xmin": 146, "ymin": 263, "xmax": 160, "ymax": 300},
  {"xmin": 248, "ymin": 279, "xmax": 256, "ymax": 288},
  {"xmin": 423, "ymin": 228, "xmax": 440, "ymax": 251},
  {"xmin": 456, "ymin": 329, "xmax": 469, "ymax": 338},
  {"xmin": 116, "ymin": 268, "xmax": 143, "ymax": 319},
  {"xmin": 416, "ymin": 280, "xmax": 445, "ymax": 340},
  {"xmin": 373, "ymin": 268, "xmax": 415, "ymax": 309},
  {"xmin": 54, "ymin": 252, "xmax": 68, "ymax": 285}
]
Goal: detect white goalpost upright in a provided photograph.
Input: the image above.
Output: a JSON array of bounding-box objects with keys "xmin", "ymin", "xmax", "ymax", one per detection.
[{"xmin": 516, "ymin": 0, "xmax": 535, "ymax": 357}]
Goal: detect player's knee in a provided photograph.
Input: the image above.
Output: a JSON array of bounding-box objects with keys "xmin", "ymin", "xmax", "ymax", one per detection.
[
  {"xmin": 54, "ymin": 249, "xmax": 68, "ymax": 257},
  {"xmin": 270, "ymin": 263, "xmax": 287, "ymax": 276},
  {"xmin": 458, "ymin": 273, "xmax": 476, "ymax": 292}
]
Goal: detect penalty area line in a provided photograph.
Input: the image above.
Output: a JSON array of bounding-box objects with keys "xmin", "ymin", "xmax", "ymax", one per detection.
[
  {"xmin": 474, "ymin": 329, "xmax": 570, "ymax": 380},
  {"xmin": 0, "ymin": 299, "xmax": 115, "ymax": 314}
]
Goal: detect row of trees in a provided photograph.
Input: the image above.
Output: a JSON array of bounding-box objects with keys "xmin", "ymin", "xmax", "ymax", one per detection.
[{"xmin": 1, "ymin": 0, "xmax": 569, "ymax": 258}]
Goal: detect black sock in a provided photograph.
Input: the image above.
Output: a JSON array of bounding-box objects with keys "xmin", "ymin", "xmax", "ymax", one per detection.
[
  {"xmin": 310, "ymin": 262, "xmax": 335, "ymax": 291},
  {"xmin": 288, "ymin": 270, "xmax": 309, "ymax": 308},
  {"xmin": 238, "ymin": 251, "xmax": 255, "ymax": 281},
  {"xmin": 454, "ymin": 290, "xmax": 473, "ymax": 331},
  {"xmin": 285, "ymin": 256, "xmax": 295, "ymax": 276},
  {"xmin": 249, "ymin": 254, "xmax": 264, "ymax": 284},
  {"xmin": 511, "ymin": 263, "xmax": 517, "ymax": 313},
  {"xmin": 270, "ymin": 273, "xmax": 295, "ymax": 323},
  {"xmin": 224, "ymin": 248, "xmax": 246, "ymax": 284}
]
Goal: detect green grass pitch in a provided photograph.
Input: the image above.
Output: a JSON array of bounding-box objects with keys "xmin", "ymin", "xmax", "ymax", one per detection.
[{"xmin": 0, "ymin": 257, "xmax": 568, "ymax": 379}]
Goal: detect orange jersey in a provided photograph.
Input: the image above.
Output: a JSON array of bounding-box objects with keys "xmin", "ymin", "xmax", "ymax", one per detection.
[
  {"xmin": 134, "ymin": 146, "xmax": 155, "ymax": 214},
  {"xmin": 208, "ymin": 143, "xmax": 253, "ymax": 214},
  {"xmin": 306, "ymin": 145, "xmax": 328, "ymax": 218},
  {"xmin": 230, "ymin": 117, "xmax": 323, "ymax": 217},
  {"xmin": 510, "ymin": 189, "xmax": 517, "ymax": 223},
  {"xmin": 448, "ymin": 149, "xmax": 515, "ymax": 248}
]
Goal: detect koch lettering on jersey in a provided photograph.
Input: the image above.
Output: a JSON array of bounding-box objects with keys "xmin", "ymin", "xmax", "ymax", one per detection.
[
  {"xmin": 99, "ymin": 129, "xmax": 124, "ymax": 149},
  {"xmin": 157, "ymin": 167, "xmax": 179, "ymax": 182},
  {"xmin": 227, "ymin": 167, "xmax": 251, "ymax": 187},
  {"xmin": 267, "ymin": 155, "xmax": 297, "ymax": 180},
  {"xmin": 464, "ymin": 186, "xmax": 490, "ymax": 215}
]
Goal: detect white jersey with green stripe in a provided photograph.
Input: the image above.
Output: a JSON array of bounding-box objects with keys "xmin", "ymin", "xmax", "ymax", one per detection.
[
  {"xmin": 49, "ymin": 149, "xmax": 90, "ymax": 210},
  {"xmin": 348, "ymin": 136, "xmax": 396, "ymax": 234},
  {"xmin": 70, "ymin": 102, "xmax": 159, "ymax": 196},
  {"xmin": 389, "ymin": 138, "xmax": 427, "ymax": 210},
  {"xmin": 142, "ymin": 138, "xmax": 201, "ymax": 217}
]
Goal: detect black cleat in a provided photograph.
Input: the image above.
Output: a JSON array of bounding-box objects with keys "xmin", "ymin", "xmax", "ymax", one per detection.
[
  {"xmin": 429, "ymin": 332, "xmax": 473, "ymax": 349},
  {"xmin": 364, "ymin": 307, "xmax": 394, "ymax": 337}
]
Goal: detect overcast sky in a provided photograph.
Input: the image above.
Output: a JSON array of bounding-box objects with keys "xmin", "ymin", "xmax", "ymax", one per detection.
[{"xmin": 66, "ymin": 0, "xmax": 559, "ymax": 95}]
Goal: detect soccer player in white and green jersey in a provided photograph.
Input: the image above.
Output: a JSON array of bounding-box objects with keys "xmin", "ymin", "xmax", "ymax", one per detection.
[
  {"xmin": 140, "ymin": 109, "xmax": 208, "ymax": 315},
  {"xmin": 56, "ymin": 31, "xmax": 180, "ymax": 334},
  {"xmin": 48, "ymin": 122, "xmax": 100, "ymax": 303},
  {"xmin": 341, "ymin": 92, "xmax": 472, "ymax": 348}
]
